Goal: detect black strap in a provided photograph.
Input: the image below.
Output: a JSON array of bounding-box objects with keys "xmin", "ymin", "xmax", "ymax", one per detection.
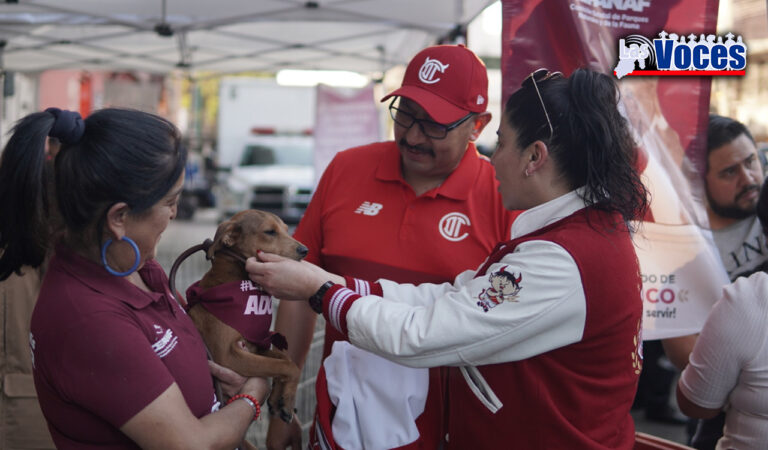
[
  {"xmin": 168, "ymin": 239, "xmax": 213, "ymax": 308},
  {"xmin": 167, "ymin": 239, "xmax": 250, "ymax": 308}
]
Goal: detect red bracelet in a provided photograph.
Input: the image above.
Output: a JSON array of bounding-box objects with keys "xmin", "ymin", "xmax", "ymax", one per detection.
[{"xmin": 226, "ymin": 394, "xmax": 261, "ymax": 421}]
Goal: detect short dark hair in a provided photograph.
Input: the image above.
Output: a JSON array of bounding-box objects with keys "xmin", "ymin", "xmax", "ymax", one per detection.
[
  {"xmin": 707, "ymin": 114, "xmax": 754, "ymax": 158},
  {"xmin": 0, "ymin": 108, "xmax": 186, "ymax": 280},
  {"xmin": 503, "ymin": 68, "xmax": 649, "ymax": 228}
]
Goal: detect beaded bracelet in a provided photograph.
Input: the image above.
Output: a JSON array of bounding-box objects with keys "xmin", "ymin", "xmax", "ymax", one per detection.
[{"xmin": 226, "ymin": 394, "xmax": 261, "ymax": 421}]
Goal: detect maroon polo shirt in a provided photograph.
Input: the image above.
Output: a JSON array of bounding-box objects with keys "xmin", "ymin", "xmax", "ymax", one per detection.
[{"xmin": 30, "ymin": 245, "xmax": 216, "ymax": 450}]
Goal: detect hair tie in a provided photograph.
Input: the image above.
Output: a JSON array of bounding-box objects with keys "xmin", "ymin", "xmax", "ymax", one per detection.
[{"xmin": 45, "ymin": 107, "xmax": 85, "ymax": 145}]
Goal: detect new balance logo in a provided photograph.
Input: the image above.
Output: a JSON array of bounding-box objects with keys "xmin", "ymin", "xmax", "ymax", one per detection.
[{"xmin": 355, "ymin": 201, "xmax": 383, "ymax": 216}]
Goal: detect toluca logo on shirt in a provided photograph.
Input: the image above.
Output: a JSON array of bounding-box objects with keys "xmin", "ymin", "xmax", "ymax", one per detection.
[
  {"xmin": 152, "ymin": 326, "xmax": 179, "ymax": 358},
  {"xmin": 439, "ymin": 212, "xmax": 470, "ymax": 242},
  {"xmin": 355, "ymin": 201, "xmax": 383, "ymax": 216}
]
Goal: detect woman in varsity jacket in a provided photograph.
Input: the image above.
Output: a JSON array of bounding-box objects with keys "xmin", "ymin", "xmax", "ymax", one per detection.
[{"xmin": 248, "ymin": 67, "xmax": 649, "ymax": 449}]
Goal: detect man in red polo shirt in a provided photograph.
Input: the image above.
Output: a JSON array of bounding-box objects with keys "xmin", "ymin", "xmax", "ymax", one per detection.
[{"xmin": 267, "ymin": 44, "xmax": 518, "ymax": 449}]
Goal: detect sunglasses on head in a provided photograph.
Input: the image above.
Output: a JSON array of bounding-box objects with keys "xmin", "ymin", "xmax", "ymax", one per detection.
[{"xmin": 521, "ymin": 69, "xmax": 563, "ymax": 139}]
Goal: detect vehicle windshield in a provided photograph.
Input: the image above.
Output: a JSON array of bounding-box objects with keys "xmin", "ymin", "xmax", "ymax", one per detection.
[{"xmin": 240, "ymin": 144, "xmax": 313, "ymax": 166}]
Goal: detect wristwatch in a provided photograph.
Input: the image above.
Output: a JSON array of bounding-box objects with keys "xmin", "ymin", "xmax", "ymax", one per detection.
[{"xmin": 309, "ymin": 281, "xmax": 335, "ymax": 314}]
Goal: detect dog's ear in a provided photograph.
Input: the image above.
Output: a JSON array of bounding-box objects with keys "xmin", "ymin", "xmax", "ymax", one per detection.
[{"xmin": 207, "ymin": 219, "xmax": 241, "ymax": 259}]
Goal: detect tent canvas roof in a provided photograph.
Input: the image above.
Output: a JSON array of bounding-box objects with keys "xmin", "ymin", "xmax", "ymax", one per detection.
[{"xmin": 0, "ymin": 0, "xmax": 495, "ymax": 75}]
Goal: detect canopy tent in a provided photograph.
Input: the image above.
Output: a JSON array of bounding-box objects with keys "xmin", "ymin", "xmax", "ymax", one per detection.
[{"xmin": 0, "ymin": 0, "xmax": 496, "ymax": 75}]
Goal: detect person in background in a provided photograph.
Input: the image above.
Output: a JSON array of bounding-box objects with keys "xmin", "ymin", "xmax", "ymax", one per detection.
[
  {"xmin": 705, "ymin": 114, "xmax": 767, "ymax": 280},
  {"xmin": 676, "ymin": 175, "xmax": 768, "ymax": 450},
  {"xmin": 267, "ymin": 44, "xmax": 517, "ymax": 450},
  {"xmin": 250, "ymin": 67, "xmax": 649, "ymax": 449},
  {"xmin": 0, "ymin": 137, "xmax": 60, "ymax": 450},
  {"xmin": 0, "ymin": 107, "xmax": 268, "ymax": 450},
  {"xmin": 663, "ymin": 114, "xmax": 767, "ymax": 449},
  {"xmin": 0, "ymin": 266, "xmax": 55, "ymax": 450}
]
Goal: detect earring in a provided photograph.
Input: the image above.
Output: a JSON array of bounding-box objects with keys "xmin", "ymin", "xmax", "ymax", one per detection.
[
  {"xmin": 524, "ymin": 169, "xmax": 530, "ymax": 177},
  {"xmin": 101, "ymin": 237, "xmax": 141, "ymax": 277}
]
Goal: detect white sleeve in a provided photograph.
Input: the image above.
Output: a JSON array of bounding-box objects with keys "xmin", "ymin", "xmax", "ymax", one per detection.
[
  {"xmin": 679, "ymin": 274, "xmax": 766, "ymax": 409},
  {"xmin": 346, "ymin": 240, "xmax": 586, "ymax": 368},
  {"xmin": 375, "ymin": 268, "xmax": 479, "ymax": 308}
]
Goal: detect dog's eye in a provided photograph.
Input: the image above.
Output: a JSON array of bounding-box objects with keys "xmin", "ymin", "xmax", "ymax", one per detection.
[{"xmin": 264, "ymin": 229, "xmax": 277, "ymax": 236}]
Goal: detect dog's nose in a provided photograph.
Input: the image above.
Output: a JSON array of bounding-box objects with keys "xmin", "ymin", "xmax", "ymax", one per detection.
[{"xmin": 297, "ymin": 245, "xmax": 308, "ymax": 259}]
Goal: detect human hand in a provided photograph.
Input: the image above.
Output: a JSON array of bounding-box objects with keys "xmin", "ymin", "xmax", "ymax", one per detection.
[
  {"xmin": 208, "ymin": 360, "xmax": 270, "ymax": 403},
  {"xmin": 246, "ymin": 252, "xmax": 342, "ymax": 300},
  {"xmin": 266, "ymin": 413, "xmax": 303, "ymax": 450}
]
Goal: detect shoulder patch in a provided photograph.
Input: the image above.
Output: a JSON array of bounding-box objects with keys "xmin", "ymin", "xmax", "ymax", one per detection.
[{"xmin": 476, "ymin": 265, "xmax": 523, "ymax": 312}]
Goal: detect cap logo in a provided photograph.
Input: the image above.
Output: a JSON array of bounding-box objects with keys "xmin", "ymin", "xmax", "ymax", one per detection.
[
  {"xmin": 418, "ymin": 57, "xmax": 450, "ymax": 84},
  {"xmin": 477, "ymin": 94, "xmax": 485, "ymax": 105}
]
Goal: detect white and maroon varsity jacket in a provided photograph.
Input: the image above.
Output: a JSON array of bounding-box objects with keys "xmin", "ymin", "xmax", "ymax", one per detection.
[{"xmin": 317, "ymin": 190, "xmax": 642, "ymax": 449}]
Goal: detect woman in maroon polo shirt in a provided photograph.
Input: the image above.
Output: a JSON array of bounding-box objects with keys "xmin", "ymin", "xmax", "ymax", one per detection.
[{"xmin": 0, "ymin": 108, "xmax": 268, "ymax": 449}]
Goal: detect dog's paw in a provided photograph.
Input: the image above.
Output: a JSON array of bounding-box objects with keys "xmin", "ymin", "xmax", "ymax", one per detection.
[
  {"xmin": 267, "ymin": 398, "xmax": 294, "ymax": 424},
  {"xmin": 279, "ymin": 407, "xmax": 293, "ymax": 424}
]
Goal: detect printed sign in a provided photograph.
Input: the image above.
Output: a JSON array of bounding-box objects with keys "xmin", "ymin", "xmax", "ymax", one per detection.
[
  {"xmin": 313, "ymin": 84, "xmax": 381, "ymax": 184},
  {"xmin": 632, "ymin": 222, "xmax": 728, "ymax": 339}
]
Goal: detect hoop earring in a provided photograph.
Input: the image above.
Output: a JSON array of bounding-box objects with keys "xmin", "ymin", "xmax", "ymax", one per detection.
[{"xmin": 101, "ymin": 237, "xmax": 141, "ymax": 277}]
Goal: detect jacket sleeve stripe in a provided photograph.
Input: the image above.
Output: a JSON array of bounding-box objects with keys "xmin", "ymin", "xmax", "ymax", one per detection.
[{"xmin": 325, "ymin": 285, "xmax": 359, "ymax": 335}]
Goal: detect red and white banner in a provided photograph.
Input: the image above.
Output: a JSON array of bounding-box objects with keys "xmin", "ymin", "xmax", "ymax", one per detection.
[
  {"xmin": 313, "ymin": 84, "xmax": 381, "ymax": 184},
  {"xmin": 501, "ymin": 0, "xmax": 728, "ymax": 339}
]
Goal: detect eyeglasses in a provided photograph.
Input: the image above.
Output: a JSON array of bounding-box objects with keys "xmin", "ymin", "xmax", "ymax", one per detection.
[
  {"xmin": 521, "ymin": 68, "xmax": 563, "ymax": 139},
  {"xmin": 388, "ymin": 98, "xmax": 474, "ymax": 140}
]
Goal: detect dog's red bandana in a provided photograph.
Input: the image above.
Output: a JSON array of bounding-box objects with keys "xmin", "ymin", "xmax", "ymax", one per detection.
[{"xmin": 186, "ymin": 280, "xmax": 287, "ymax": 351}]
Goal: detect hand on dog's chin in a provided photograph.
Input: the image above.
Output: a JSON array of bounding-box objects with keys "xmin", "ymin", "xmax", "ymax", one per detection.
[{"xmin": 245, "ymin": 253, "xmax": 330, "ymax": 300}]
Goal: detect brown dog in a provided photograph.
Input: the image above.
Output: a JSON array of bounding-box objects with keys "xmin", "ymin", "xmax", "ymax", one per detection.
[{"xmin": 173, "ymin": 210, "xmax": 306, "ymax": 448}]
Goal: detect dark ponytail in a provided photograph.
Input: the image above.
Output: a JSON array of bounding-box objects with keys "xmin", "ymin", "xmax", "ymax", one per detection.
[
  {"xmin": 0, "ymin": 108, "xmax": 187, "ymax": 281},
  {"xmin": 505, "ymin": 68, "xmax": 649, "ymax": 228},
  {"xmin": 0, "ymin": 113, "xmax": 56, "ymax": 280}
]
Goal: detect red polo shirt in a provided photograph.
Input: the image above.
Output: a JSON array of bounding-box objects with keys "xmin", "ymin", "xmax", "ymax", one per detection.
[
  {"xmin": 30, "ymin": 245, "xmax": 216, "ymax": 450},
  {"xmin": 295, "ymin": 140, "xmax": 518, "ymax": 448}
]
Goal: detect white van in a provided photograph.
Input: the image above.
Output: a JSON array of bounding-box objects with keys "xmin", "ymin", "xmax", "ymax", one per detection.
[{"xmin": 218, "ymin": 133, "xmax": 314, "ymax": 224}]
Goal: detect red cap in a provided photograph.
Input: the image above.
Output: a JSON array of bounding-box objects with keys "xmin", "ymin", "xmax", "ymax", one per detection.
[{"xmin": 381, "ymin": 44, "xmax": 488, "ymax": 124}]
